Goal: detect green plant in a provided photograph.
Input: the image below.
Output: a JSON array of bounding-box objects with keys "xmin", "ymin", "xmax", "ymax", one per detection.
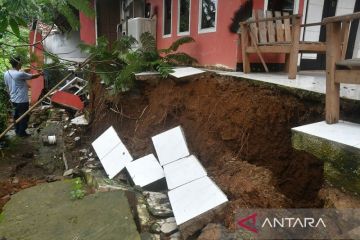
[
  {"xmin": 80, "ymin": 32, "xmax": 197, "ymax": 92},
  {"xmin": 70, "ymin": 178, "xmax": 86, "ymax": 200}
]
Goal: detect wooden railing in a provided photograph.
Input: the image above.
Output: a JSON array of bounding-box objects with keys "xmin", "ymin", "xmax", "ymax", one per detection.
[{"xmin": 325, "ymin": 12, "xmax": 360, "ymax": 124}]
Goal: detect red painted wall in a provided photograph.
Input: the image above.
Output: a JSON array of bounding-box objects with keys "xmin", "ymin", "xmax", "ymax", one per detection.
[
  {"xmin": 78, "ymin": 0, "xmax": 306, "ymax": 69},
  {"xmin": 80, "ymin": 0, "xmax": 96, "ymax": 45},
  {"xmin": 149, "ymin": 0, "xmax": 243, "ymax": 69},
  {"xmin": 29, "ymin": 30, "xmax": 44, "ymax": 104}
]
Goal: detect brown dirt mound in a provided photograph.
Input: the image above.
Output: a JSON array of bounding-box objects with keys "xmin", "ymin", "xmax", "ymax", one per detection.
[{"xmin": 90, "ymin": 73, "xmax": 328, "ymax": 225}]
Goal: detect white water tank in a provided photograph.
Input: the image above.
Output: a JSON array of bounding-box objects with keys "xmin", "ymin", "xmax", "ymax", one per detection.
[{"xmin": 127, "ymin": 17, "xmax": 156, "ymax": 48}]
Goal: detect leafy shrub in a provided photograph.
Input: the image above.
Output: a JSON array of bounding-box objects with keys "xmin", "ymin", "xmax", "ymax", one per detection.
[{"xmin": 80, "ymin": 32, "xmax": 197, "ymax": 92}]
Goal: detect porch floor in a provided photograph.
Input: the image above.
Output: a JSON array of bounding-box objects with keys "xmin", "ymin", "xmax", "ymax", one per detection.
[{"xmin": 216, "ymin": 70, "xmax": 360, "ymax": 101}]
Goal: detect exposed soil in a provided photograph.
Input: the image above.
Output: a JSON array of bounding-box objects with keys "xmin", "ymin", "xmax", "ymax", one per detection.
[{"xmin": 87, "ymin": 72, "xmax": 360, "ymax": 229}]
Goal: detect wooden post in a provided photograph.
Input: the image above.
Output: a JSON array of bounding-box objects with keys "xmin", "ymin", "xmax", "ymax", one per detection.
[
  {"xmin": 287, "ymin": 16, "xmax": 301, "ymax": 79},
  {"xmin": 240, "ymin": 22, "xmax": 251, "ymax": 73},
  {"xmin": 340, "ymin": 21, "xmax": 350, "ymax": 60},
  {"xmin": 326, "ymin": 22, "xmax": 342, "ymax": 124}
]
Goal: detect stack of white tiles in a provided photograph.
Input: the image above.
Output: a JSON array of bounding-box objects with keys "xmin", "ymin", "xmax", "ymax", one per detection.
[
  {"xmin": 92, "ymin": 126, "xmax": 165, "ymax": 186},
  {"xmin": 92, "ymin": 125, "xmax": 228, "ymax": 226},
  {"xmin": 152, "ymin": 126, "xmax": 228, "ymax": 226}
]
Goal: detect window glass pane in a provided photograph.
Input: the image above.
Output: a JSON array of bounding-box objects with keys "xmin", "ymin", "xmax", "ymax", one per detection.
[
  {"xmin": 200, "ymin": 0, "xmax": 217, "ymax": 29},
  {"xmin": 179, "ymin": 0, "xmax": 190, "ymax": 33},
  {"xmin": 268, "ymin": 0, "xmax": 294, "ymax": 14},
  {"xmin": 164, "ymin": 0, "xmax": 172, "ymax": 35}
]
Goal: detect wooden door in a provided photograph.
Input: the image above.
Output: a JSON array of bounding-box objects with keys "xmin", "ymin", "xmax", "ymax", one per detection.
[{"xmin": 96, "ymin": 0, "xmax": 121, "ymax": 46}]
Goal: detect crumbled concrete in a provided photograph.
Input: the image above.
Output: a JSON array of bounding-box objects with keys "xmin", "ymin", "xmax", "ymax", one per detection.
[
  {"xmin": 144, "ymin": 191, "xmax": 173, "ymax": 218},
  {"xmin": 0, "ymin": 181, "xmax": 140, "ymax": 240}
]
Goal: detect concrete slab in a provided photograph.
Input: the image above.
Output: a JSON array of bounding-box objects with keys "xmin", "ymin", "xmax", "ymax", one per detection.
[
  {"xmin": 164, "ymin": 155, "xmax": 207, "ymax": 190},
  {"xmin": 292, "ymin": 122, "xmax": 360, "ymax": 194},
  {"xmin": 170, "ymin": 67, "xmax": 205, "ymax": 79},
  {"xmin": 152, "ymin": 126, "xmax": 190, "ymax": 166},
  {"xmin": 126, "ymin": 154, "xmax": 165, "ymax": 187},
  {"xmin": 168, "ymin": 176, "xmax": 228, "ymax": 225},
  {"xmin": 92, "ymin": 126, "xmax": 121, "ymax": 159},
  {"xmin": 215, "ymin": 70, "xmax": 360, "ymax": 101},
  {"xmin": 0, "ymin": 181, "xmax": 140, "ymax": 240},
  {"xmin": 292, "ymin": 121, "xmax": 360, "ymax": 148},
  {"xmin": 100, "ymin": 143, "xmax": 133, "ymax": 179}
]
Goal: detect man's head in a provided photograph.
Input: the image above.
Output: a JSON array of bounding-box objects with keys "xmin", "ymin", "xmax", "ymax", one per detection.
[{"xmin": 9, "ymin": 56, "xmax": 22, "ymax": 70}]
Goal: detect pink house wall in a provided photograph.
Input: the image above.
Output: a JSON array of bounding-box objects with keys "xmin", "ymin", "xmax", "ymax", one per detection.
[{"xmin": 148, "ymin": 0, "xmax": 243, "ymax": 70}]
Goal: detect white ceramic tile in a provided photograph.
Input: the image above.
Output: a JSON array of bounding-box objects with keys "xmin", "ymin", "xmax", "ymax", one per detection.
[
  {"xmin": 292, "ymin": 121, "xmax": 360, "ymax": 147},
  {"xmin": 164, "ymin": 155, "xmax": 207, "ymax": 190},
  {"xmin": 152, "ymin": 126, "xmax": 190, "ymax": 166},
  {"xmin": 126, "ymin": 154, "xmax": 165, "ymax": 187},
  {"xmin": 168, "ymin": 176, "xmax": 228, "ymax": 225},
  {"xmin": 100, "ymin": 143, "xmax": 133, "ymax": 179},
  {"xmin": 170, "ymin": 67, "xmax": 205, "ymax": 79},
  {"xmin": 92, "ymin": 126, "xmax": 121, "ymax": 159}
]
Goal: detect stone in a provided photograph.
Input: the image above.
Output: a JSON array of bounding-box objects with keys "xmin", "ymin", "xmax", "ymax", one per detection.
[
  {"xmin": 169, "ymin": 231, "xmax": 181, "ymax": 240},
  {"xmin": 74, "ymin": 136, "xmax": 80, "ymax": 142},
  {"xmin": 11, "ymin": 177, "xmax": 19, "ymax": 184},
  {"xmin": 70, "ymin": 115, "xmax": 89, "ymax": 125},
  {"xmin": 160, "ymin": 217, "xmax": 178, "ymax": 235},
  {"xmin": 144, "ymin": 191, "xmax": 173, "ymax": 218},
  {"xmin": 63, "ymin": 169, "xmax": 74, "ymax": 177},
  {"xmin": 150, "ymin": 222, "xmax": 162, "ymax": 234}
]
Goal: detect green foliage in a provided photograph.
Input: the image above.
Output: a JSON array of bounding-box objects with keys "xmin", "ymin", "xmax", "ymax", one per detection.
[
  {"xmin": 70, "ymin": 178, "xmax": 86, "ymax": 200},
  {"xmin": 0, "ymin": 0, "xmax": 94, "ymax": 35},
  {"xmin": 81, "ymin": 32, "xmax": 197, "ymax": 92}
]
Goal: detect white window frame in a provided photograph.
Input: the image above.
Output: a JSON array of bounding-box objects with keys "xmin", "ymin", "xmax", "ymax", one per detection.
[
  {"xmin": 264, "ymin": 0, "xmax": 300, "ymax": 14},
  {"xmin": 198, "ymin": 0, "xmax": 218, "ymax": 34},
  {"xmin": 163, "ymin": 0, "xmax": 173, "ymax": 38},
  {"xmin": 177, "ymin": 0, "xmax": 191, "ymax": 36}
]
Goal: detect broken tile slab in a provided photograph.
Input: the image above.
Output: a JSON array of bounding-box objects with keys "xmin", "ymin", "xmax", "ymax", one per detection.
[
  {"xmin": 144, "ymin": 191, "xmax": 173, "ymax": 218},
  {"xmin": 169, "ymin": 67, "xmax": 206, "ymax": 79},
  {"xmin": 70, "ymin": 115, "xmax": 88, "ymax": 125},
  {"xmin": 164, "ymin": 155, "xmax": 207, "ymax": 190},
  {"xmin": 92, "ymin": 126, "xmax": 122, "ymax": 159},
  {"xmin": 126, "ymin": 154, "xmax": 165, "ymax": 187},
  {"xmin": 152, "ymin": 126, "xmax": 190, "ymax": 166},
  {"xmin": 100, "ymin": 143, "xmax": 133, "ymax": 179},
  {"xmin": 168, "ymin": 176, "xmax": 228, "ymax": 225}
]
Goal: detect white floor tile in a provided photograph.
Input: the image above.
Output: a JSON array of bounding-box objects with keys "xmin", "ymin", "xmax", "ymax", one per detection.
[
  {"xmin": 92, "ymin": 126, "xmax": 121, "ymax": 159},
  {"xmin": 164, "ymin": 155, "xmax": 207, "ymax": 190},
  {"xmin": 170, "ymin": 67, "xmax": 205, "ymax": 79},
  {"xmin": 168, "ymin": 176, "xmax": 228, "ymax": 225},
  {"xmin": 126, "ymin": 154, "xmax": 165, "ymax": 187},
  {"xmin": 100, "ymin": 143, "xmax": 133, "ymax": 179},
  {"xmin": 152, "ymin": 126, "xmax": 190, "ymax": 166}
]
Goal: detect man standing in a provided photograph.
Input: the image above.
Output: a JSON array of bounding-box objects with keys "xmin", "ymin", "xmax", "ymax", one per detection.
[{"xmin": 4, "ymin": 57, "xmax": 42, "ymax": 137}]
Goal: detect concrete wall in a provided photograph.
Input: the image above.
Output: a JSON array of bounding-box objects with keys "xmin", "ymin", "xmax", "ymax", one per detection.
[{"xmin": 44, "ymin": 31, "xmax": 88, "ymax": 63}]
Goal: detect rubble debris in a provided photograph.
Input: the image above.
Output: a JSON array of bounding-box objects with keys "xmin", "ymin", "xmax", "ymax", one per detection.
[
  {"xmin": 70, "ymin": 115, "xmax": 89, "ymax": 126},
  {"xmin": 42, "ymin": 135, "xmax": 57, "ymax": 145},
  {"xmin": 126, "ymin": 154, "xmax": 165, "ymax": 188},
  {"xmin": 163, "ymin": 155, "xmax": 207, "ymax": 190},
  {"xmin": 152, "ymin": 126, "xmax": 190, "ymax": 166},
  {"xmin": 144, "ymin": 191, "xmax": 173, "ymax": 218},
  {"xmin": 160, "ymin": 217, "xmax": 178, "ymax": 235},
  {"xmin": 51, "ymin": 91, "xmax": 84, "ymax": 111},
  {"xmin": 169, "ymin": 231, "xmax": 181, "ymax": 240},
  {"xmin": 63, "ymin": 169, "xmax": 74, "ymax": 177}
]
